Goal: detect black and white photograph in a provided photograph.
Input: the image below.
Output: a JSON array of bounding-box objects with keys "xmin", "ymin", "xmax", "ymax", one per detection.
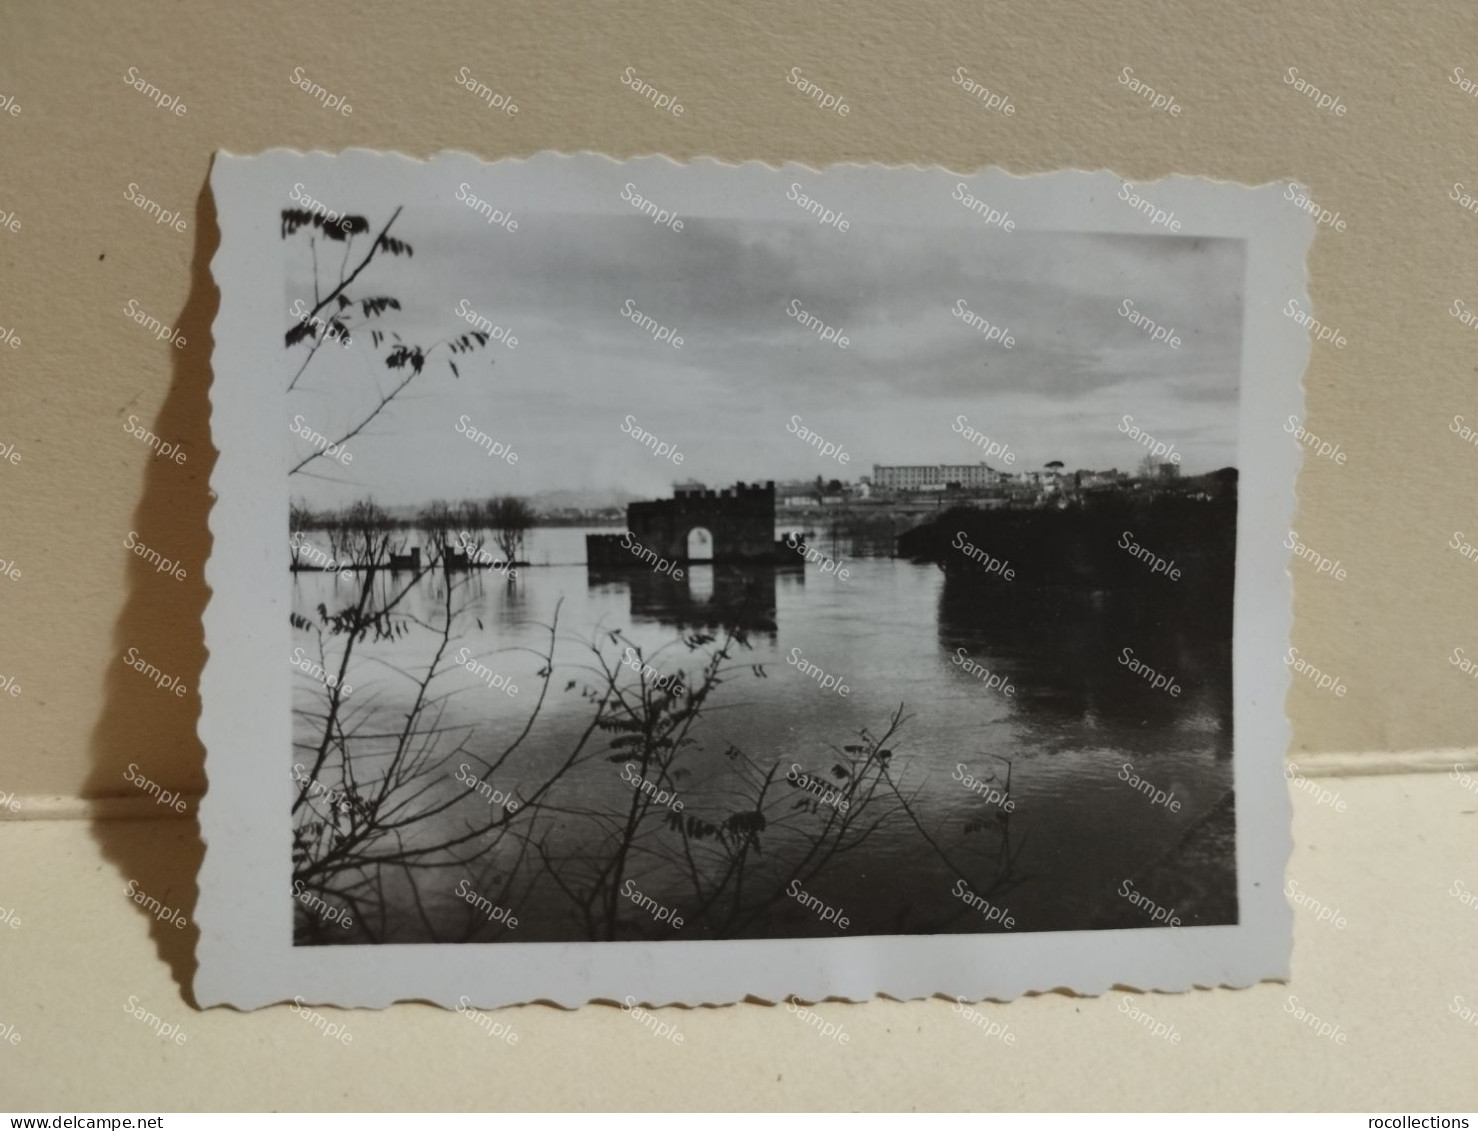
[
  {"xmin": 200, "ymin": 152, "xmax": 1300, "ymax": 1007},
  {"xmin": 14, "ymin": 1, "xmax": 1478, "ymax": 1114}
]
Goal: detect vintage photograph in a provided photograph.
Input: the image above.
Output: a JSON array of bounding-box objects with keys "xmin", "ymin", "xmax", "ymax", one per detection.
[
  {"xmin": 280, "ymin": 165, "xmax": 1242, "ymax": 946},
  {"xmin": 199, "ymin": 151, "xmax": 1299, "ymax": 1007}
]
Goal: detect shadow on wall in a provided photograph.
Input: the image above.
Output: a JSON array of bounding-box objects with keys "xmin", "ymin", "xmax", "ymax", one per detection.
[{"xmin": 83, "ymin": 164, "xmax": 219, "ymax": 1006}]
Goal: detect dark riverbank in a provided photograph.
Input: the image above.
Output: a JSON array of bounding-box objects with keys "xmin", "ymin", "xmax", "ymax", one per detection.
[{"xmin": 896, "ymin": 488, "xmax": 1237, "ymax": 599}]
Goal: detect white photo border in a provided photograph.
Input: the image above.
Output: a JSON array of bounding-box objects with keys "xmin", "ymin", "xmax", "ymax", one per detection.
[{"xmin": 198, "ymin": 149, "xmax": 1305, "ymax": 1009}]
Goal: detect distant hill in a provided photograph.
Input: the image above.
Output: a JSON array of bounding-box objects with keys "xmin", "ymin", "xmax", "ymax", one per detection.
[
  {"xmin": 378, "ymin": 488, "xmax": 643, "ymax": 524},
  {"xmin": 528, "ymin": 488, "xmax": 645, "ymax": 512}
]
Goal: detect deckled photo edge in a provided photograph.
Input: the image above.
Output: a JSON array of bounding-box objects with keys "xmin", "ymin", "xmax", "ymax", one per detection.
[{"xmin": 197, "ymin": 150, "xmax": 1309, "ymax": 1010}]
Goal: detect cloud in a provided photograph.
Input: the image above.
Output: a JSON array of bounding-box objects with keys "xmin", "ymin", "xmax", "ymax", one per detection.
[{"xmin": 283, "ymin": 205, "xmax": 1243, "ymax": 508}]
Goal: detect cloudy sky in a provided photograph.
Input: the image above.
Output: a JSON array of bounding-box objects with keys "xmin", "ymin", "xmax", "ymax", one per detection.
[{"xmin": 283, "ymin": 205, "xmax": 1244, "ymax": 511}]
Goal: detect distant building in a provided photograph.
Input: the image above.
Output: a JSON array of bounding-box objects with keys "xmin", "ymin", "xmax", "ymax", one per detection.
[
  {"xmin": 1157, "ymin": 462, "xmax": 1181, "ymax": 480},
  {"xmin": 872, "ymin": 463, "xmax": 1003, "ymax": 491}
]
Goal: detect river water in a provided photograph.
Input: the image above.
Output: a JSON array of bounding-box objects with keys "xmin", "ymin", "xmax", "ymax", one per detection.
[{"xmin": 291, "ymin": 525, "xmax": 1235, "ymax": 944}]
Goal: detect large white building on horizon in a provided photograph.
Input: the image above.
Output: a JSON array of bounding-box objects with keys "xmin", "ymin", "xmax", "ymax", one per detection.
[{"xmin": 870, "ymin": 463, "xmax": 1006, "ymax": 491}]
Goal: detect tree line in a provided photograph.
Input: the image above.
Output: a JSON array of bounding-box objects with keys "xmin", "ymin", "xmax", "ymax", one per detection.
[{"xmin": 291, "ymin": 497, "xmax": 537, "ymax": 568}]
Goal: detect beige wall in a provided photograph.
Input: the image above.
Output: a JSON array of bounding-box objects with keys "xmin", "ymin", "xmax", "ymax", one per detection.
[{"xmin": 3, "ymin": 0, "xmax": 1476, "ymax": 799}]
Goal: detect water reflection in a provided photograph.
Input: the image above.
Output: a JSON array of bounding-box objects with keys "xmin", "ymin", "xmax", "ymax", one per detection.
[
  {"xmin": 292, "ymin": 522, "xmax": 1237, "ymax": 944},
  {"xmin": 587, "ymin": 562, "xmax": 797, "ymax": 637},
  {"xmin": 937, "ymin": 573, "xmax": 1233, "ymax": 738}
]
